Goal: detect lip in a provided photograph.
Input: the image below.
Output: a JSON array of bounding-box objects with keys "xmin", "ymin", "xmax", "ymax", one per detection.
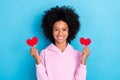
[{"xmin": 57, "ymin": 36, "xmax": 64, "ymax": 40}]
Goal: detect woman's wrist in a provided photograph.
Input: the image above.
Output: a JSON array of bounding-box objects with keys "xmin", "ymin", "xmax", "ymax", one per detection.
[
  {"xmin": 36, "ymin": 60, "xmax": 41, "ymax": 65},
  {"xmin": 35, "ymin": 58, "xmax": 41, "ymax": 65},
  {"xmin": 35, "ymin": 57, "xmax": 41, "ymax": 65},
  {"xmin": 81, "ymin": 58, "xmax": 86, "ymax": 65}
]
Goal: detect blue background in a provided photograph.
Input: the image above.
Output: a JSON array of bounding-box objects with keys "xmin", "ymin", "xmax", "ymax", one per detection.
[{"xmin": 0, "ymin": 0, "xmax": 120, "ymax": 80}]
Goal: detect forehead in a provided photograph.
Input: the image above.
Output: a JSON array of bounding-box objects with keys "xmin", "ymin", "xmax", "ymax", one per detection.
[{"xmin": 53, "ymin": 20, "xmax": 68, "ymax": 28}]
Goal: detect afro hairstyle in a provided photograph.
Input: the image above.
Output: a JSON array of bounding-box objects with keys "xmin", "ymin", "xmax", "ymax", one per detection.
[{"xmin": 41, "ymin": 6, "xmax": 80, "ymax": 43}]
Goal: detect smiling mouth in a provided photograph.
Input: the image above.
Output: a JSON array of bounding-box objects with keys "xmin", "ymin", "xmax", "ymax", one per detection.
[{"xmin": 57, "ymin": 36, "xmax": 64, "ymax": 40}]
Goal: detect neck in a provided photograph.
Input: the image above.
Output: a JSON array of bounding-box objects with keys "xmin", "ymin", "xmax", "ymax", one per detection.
[{"xmin": 55, "ymin": 42, "xmax": 67, "ymax": 52}]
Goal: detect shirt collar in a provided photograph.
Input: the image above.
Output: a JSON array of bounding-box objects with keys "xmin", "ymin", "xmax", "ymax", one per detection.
[{"xmin": 46, "ymin": 43, "xmax": 74, "ymax": 54}]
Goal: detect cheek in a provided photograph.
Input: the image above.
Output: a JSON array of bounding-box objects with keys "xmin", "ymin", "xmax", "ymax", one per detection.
[
  {"xmin": 53, "ymin": 31, "xmax": 58, "ymax": 37},
  {"xmin": 65, "ymin": 31, "xmax": 69, "ymax": 37}
]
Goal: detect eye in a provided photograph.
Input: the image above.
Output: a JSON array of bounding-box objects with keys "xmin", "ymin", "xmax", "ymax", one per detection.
[
  {"xmin": 63, "ymin": 28, "xmax": 67, "ymax": 31},
  {"xmin": 54, "ymin": 28, "xmax": 58, "ymax": 31}
]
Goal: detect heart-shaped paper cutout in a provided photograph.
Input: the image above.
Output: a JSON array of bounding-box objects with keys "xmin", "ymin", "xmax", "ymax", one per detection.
[
  {"xmin": 26, "ymin": 37, "xmax": 38, "ymax": 46},
  {"xmin": 80, "ymin": 37, "xmax": 91, "ymax": 46}
]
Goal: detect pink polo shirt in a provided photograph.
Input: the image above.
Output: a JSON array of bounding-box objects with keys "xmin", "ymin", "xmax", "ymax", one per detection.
[{"xmin": 36, "ymin": 43, "xmax": 86, "ymax": 80}]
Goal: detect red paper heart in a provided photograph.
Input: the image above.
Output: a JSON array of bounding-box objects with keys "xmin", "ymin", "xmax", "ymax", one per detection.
[
  {"xmin": 80, "ymin": 37, "xmax": 91, "ymax": 46},
  {"xmin": 26, "ymin": 37, "xmax": 38, "ymax": 46}
]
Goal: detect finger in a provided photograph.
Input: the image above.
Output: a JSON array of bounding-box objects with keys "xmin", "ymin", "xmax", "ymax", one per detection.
[
  {"xmin": 30, "ymin": 48, "xmax": 34, "ymax": 56},
  {"xmin": 82, "ymin": 45, "xmax": 85, "ymax": 47},
  {"xmin": 36, "ymin": 50, "xmax": 38, "ymax": 54},
  {"xmin": 85, "ymin": 49, "xmax": 90, "ymax": 55},
  {"xmin": 83, "ymin": 47, "xmax": 89, "ymax": 53},
  {"xmin": 82, "ymin": 49, "xmax": 85, "ymax": 54},
  {"xmin": 33, "ymin": 45, "xmax": 38, "ymax": 51},
  {"xmin": 83, "ymin": 45, "xmax": 88, "ymax": 48},
  {"xmin": 33, "ymin": 45, "xmax": 36, "ymax": 48},
  {"xmin": 33, "ymin": 48, "xmax": 36, "ymax": 53},
  {"xmin": 31, "ymin": 46, "xmax": 34, "ymax": 50},
  {"xmin": 35, "ymin": 50, "xmax": 38, "ymax": 54},
  {"xmin": 83, "ymin": 47, "xmax": 87, "ymax": 52},
  {"xmin": 85, "ymin": 47, "xmax": 90, "ymax": 52}
]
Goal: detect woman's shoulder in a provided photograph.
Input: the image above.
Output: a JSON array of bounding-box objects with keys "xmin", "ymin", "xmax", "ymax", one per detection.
[
  {"xmin": 69, "ymin": 44, "xmax": 81, "ymax": 53},
  {"xmin": 39, "ymin": 43, "xmax": 53, "ymax": 55},
  {"xmin": 69, "ymin": 44, "xmax": 82, "ymax": 57}
]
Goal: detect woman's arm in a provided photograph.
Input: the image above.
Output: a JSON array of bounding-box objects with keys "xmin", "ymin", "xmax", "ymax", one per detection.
[
  {"xmin": 30, "ymin": 46, "xmax": 49, "ymax": 80},
  {"xmin": 74, "ymin": 46, "xmax": 90, "ymax": 80}
]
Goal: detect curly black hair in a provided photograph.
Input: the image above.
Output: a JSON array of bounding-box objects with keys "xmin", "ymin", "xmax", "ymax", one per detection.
[{"xmin": 41, "ymin": 6, "xmax": 80, "ymax": 43}]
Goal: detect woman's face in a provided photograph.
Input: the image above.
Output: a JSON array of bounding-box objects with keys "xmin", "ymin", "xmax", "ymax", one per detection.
[{"xmin": 53, "ymin": 20, "xmax": 69, "ymax": 44}]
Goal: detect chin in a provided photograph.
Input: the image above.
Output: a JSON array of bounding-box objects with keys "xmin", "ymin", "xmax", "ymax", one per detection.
[{"xmin": 56, "ymin": 40, "xmax": 66, "ymax": 44}]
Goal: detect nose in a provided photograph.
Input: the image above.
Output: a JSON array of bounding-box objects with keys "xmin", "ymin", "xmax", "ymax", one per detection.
[{"xmin": 58, "ymin": 30, "xmax": 62, "ymax": 36}]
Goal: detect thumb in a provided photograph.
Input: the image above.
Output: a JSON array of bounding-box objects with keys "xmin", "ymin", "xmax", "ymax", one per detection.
[
  {"xmin": 83, "ymin": 45, "xmax": 88, "ymax": 49},
  {"xmin": 33, "ymin": 45, "xmax": 36, "ymax": 48}
]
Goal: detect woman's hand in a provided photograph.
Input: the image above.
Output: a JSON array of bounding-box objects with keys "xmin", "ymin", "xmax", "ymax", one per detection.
[
  {"xmin": 81, "ymin": 46, "xmax": 90, "ymax": 65},
  {"xmin": 30, "ymin": 45, "xmax": 41, "ymax": 64}
]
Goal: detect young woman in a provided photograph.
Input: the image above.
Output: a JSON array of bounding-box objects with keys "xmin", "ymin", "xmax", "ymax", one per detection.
[{"xmin": 30, "ymin": 6, "xmax": 90, "ymax": 80}]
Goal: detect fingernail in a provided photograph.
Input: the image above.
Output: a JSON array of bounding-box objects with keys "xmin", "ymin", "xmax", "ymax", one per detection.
[{"xmin": 33, "ymin": 45, "xmax": 36, "ymax": 47}]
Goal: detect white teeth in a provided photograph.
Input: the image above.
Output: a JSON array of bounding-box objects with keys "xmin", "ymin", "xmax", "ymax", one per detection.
[{"xmin": 57, "ymin": 37, "xmax": 63, "ymax": 39}]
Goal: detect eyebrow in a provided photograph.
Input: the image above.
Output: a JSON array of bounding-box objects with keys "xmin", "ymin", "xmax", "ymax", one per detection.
[{"xmin": 53, "ymin": 26, "xmax": 68, "ymax": 28}]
